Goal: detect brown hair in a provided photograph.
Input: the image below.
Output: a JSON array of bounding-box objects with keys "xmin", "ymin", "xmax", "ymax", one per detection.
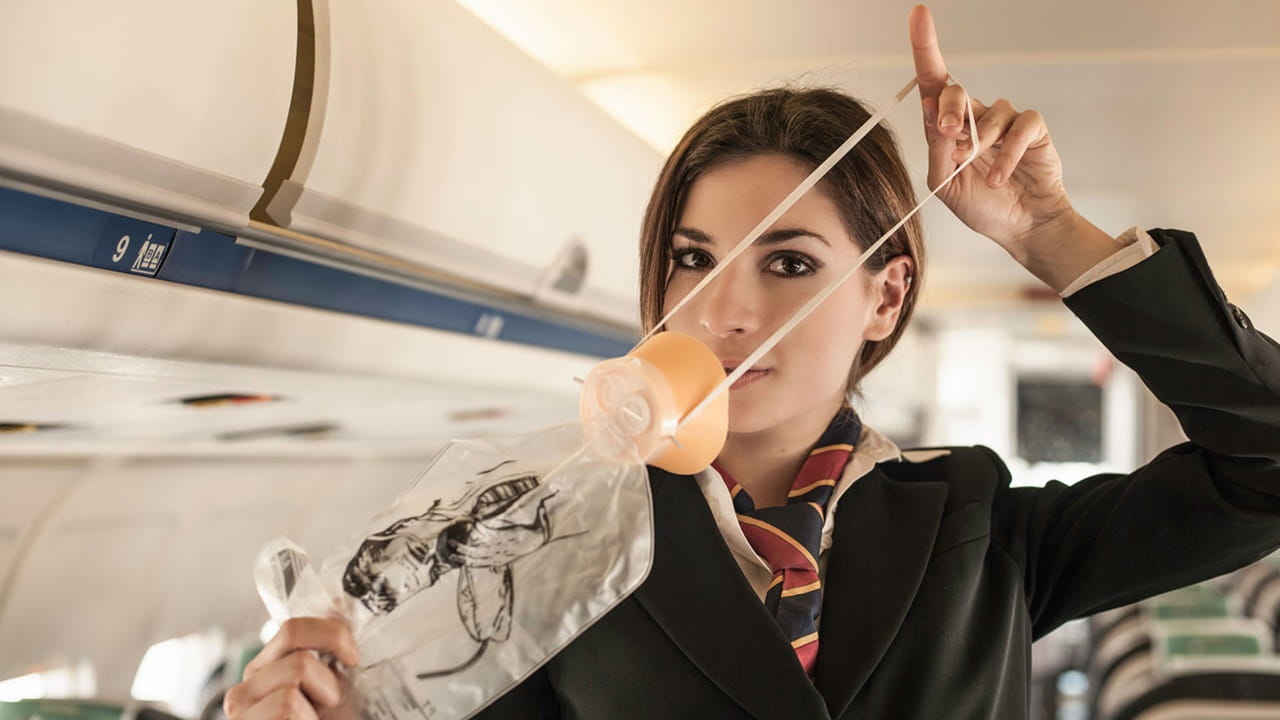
[{"xmin": 638, "ymin": 87, "xmax": 925, "ymax": 394}]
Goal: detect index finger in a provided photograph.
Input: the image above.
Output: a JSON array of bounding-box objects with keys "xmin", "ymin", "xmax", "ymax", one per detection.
[
  {"xmin": 245, "ymin": 617, "xmax": 360, "ymax": 677},
  {"xmin": 909, "ymin": 5, "xmax": 948, "ymax": 99}
]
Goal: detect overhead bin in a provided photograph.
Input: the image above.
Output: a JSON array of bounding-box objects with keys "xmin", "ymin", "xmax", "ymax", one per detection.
[
  {"xmin": 0, "ymin": 0, "xmax": 646, "ymax": 357},
  {"xmin": 266, "ymin": 0, "xmax": 662, "ymax": 327},
  {"xmin": 0, "ymin": 1, "xmax": 296, "ymax": 230}
]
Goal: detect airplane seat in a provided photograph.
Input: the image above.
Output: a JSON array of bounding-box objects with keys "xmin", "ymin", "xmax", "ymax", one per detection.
[
  {"xmin": 1088, "ymin": 588, "xmax": 1232, "ymax": 712},
  {"xmin": 0, "ymin": 700, "xmax": 121, "ymax": 720},
  {"xmin": 1094, "ymin": 618, "xmax": 1280, "ymax": 720},
  {"xmin": 130, "ymin": 708, "xmax": 182, "ymax": 720},
  {"xmin": 1243, "ymin": 571, "xmax": 1280, "ymax": 631},
  {"xmin": 1090, "ymin": 605, "xmax": 1143, "ymax": 654},
  {"xmin": 1241, "ymin": 568, "xmax": 1280, "ymax": 618},
  {"xmin": 1111, "ymin": 670, "xmax": 1280, "ymax": 720},
  {"xmin": 0, "ymin": 701, "xmax": 181, "ymax": 720},
  {"xmin": 1229, "ymin": 561, "xmax": 1280, "ymax": 615},
  {"xmin": 1089, "ymin": 615, "xmax": 1154, "ymax": 708}
]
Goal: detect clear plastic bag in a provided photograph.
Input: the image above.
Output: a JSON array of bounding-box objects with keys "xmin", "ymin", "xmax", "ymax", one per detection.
[{"xmin": 255, "ymin": 422, "xmax": 652, "ymax": 720}]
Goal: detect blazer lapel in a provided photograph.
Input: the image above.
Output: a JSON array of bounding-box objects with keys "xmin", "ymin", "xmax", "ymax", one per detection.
[
  {"xmin": 813, "ymin": 465, "xmax": 948, "ymax": 718},
  {"xmin": 634, "ymin": 468, "xmax": 830, "ymax": 720}
]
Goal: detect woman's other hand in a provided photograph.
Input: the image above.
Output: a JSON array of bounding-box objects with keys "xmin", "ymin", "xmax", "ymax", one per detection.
[
  {"xmin": 908, "ymin": 5, "xmax": 1119, "ymax": 292},
  {"xmin": 223, "ymin": 618, "xmax": 360, "ymax": 720}
]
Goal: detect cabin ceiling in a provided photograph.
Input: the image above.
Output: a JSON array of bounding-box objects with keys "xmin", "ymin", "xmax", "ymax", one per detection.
[{"xmin": 456, "ymin": 0, "xmax": 1280, "ymax": 307}]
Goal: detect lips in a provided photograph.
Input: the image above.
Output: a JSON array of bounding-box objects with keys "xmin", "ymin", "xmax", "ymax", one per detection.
[{"xmin": 721, "ymin": 360, "xmax": 771, "ymax": 390}]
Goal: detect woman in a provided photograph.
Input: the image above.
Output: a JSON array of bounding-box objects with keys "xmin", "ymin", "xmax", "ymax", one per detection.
[{"xmin": 223, "ymin": 6, "xmax": 1280, "ymax": 719}]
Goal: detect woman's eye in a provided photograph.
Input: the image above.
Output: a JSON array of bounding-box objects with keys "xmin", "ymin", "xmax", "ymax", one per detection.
[
  {"xmin": 766, "ymin": 253, "xmax": 817, "ymax": 277},
  {"xmin": 673, "ymin": 248, "xmax": 713, "ymax": 271}
]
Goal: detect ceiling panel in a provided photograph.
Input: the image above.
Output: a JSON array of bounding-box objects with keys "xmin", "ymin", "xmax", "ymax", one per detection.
[{"xmin": 456, "ymin": 0, "xmax": 1280, "ymax": 302}]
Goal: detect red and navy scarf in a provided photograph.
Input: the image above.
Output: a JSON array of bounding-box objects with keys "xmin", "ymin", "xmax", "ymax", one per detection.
[{"xmin": 713, "ymin": 405, "xmax": 862, "ymax": 675}]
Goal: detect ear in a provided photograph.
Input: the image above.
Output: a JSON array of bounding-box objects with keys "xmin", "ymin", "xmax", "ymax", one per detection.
[{"xmin": 864, "ymin": 255, "xmax": 915, "ymax": 342}]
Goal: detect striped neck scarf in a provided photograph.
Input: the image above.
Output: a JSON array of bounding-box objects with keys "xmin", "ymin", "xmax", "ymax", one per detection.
[{"xmin": 713, "ymin": 405, "xmax": 862, "ymax": 675}]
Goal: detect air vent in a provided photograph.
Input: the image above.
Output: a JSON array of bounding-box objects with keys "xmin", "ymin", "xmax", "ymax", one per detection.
[
  {"xmin": 216, "ymin": 422, "xmax": 338, "ymax": 442},
  {"xmin": 177, "ymin": 393, "xmax": 281, "ymax": 408},
  {"xmin": 448, "ymin": 407, "xmax": 508, "ymax": 423},
  {"xmin": 0, "ymin": 423, "xmax": 68, "ymax": 434}
]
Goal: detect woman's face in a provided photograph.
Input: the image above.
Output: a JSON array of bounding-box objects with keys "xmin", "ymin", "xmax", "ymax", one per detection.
[{"xmin": 662, "ymin": 153, "xmax": 911, "ymax": 435}]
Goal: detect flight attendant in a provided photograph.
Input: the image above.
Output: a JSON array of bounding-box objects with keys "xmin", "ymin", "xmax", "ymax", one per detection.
[{"xmin": 223, "ymin": 6, "xmax": 1280, "ymax": 719}]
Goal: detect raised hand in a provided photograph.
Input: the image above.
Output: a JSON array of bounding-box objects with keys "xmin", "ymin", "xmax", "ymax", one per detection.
[{"xmin": 908, "ymin": 4, "xmax": 1122, "ymax": 292}]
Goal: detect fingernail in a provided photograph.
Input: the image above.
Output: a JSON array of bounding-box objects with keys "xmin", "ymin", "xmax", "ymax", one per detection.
[
  {"xmin": 987, "ymin": 169, "xmax": 1004, "ymax": 186},
  {"xmin": 939, "ymin": 114, "xmax": 959, "ymax": 129}
]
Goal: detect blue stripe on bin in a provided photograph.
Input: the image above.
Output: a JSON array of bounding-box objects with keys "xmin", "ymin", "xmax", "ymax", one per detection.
[
  {"xmin": 0, "ymin": 185, "xmax": 633, "ymax": 358},
  {"xmin": 0, "ymin": 186, "xmax": 112, "ymax": 264}
]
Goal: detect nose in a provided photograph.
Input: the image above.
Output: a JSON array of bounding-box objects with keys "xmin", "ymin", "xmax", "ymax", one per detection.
[{"xmin": 696, "ymin": 268, "xmax": 762, "ymax": 338}]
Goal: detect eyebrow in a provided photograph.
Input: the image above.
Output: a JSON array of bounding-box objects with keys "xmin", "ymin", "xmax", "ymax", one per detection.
[{"xmin": 673, "ymin": 226, "xmax": 830, "ymax": 248}]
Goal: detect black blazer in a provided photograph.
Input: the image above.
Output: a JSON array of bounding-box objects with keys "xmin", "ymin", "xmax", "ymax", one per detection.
[{"xmin": 477, "ymin": 229, "xmax": 1280, "ymax": 719}]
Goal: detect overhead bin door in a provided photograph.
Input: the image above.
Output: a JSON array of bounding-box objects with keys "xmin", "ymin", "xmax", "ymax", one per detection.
[
  {"xmin": 276, "ymin": 0, "xmax": 662, "ymax": 328},
  {"xmin": 0, "ymin": 1, "xmax": 296, "ymax": 229}
]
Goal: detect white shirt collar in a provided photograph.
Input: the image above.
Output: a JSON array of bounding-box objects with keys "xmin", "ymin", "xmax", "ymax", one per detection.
[{"xmin": 692, "ymin": 424, "xmax": 951, "ymax": 564}]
